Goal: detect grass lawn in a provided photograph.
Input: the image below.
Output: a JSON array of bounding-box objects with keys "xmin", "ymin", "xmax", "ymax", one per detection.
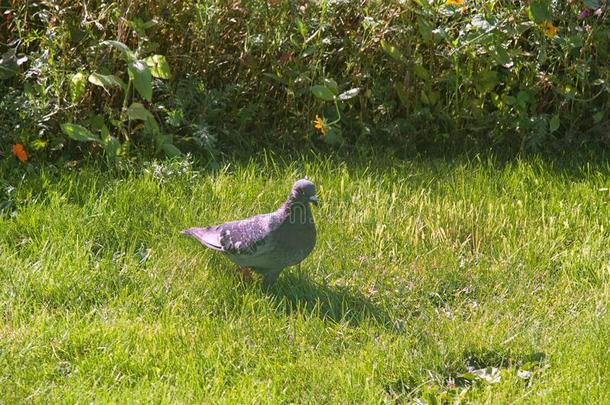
[{"xmin": 1, "ymin": 152, "xmax": 609, "ymax": 403}]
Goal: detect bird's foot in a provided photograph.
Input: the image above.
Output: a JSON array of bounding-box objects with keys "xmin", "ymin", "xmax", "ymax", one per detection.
[
  {"xmin": 262, "ymin": 270, "xmax": 281, "ymax": 290},
  {"xmin": 238, "ymin": 267, "xmax": 253, "ymax": 282}
]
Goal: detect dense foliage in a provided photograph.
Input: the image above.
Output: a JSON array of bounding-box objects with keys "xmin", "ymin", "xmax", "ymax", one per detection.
[{"xmin": 1, "ymin": 0, "xmax": 609, "ymax": 162}]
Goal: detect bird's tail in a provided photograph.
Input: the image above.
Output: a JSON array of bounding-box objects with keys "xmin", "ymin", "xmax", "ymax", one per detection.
[{"xmin": 180, "ymin": 227, "xmax": 224, "ymax": 251}]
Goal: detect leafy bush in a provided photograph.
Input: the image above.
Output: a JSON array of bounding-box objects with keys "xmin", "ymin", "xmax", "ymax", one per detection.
[{"xmin": 1, "ymin": 0, "xmax": 608, "ymax": 162}]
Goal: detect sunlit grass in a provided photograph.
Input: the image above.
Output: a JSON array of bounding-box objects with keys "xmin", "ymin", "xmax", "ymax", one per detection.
[{"xmin": 0, "ymin": 153, "xmax": 608, "ymax": 402}]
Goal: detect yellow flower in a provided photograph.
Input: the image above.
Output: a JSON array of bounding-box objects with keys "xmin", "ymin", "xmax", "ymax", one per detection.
[
  {"xmin": 540, "ymin": 21, "xmax": 558, "ymax": 38},
  {"xmin": 446, "ymin": 0, "xmax": 464, "ymax": 6},
  {"xmin": 313, "ymin": 115, "xmax": 328, "ymax": 136}
]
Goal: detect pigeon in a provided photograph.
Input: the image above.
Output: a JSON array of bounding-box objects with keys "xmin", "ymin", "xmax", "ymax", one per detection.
[{"xmin": 181, "ymin": 179, "xmax": 318, "ymax": 286}]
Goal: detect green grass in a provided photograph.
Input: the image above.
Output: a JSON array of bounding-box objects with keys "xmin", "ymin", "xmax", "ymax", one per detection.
[{"xmin": 1, "ymin": 153, "xmax": 609, "ymax": 403}]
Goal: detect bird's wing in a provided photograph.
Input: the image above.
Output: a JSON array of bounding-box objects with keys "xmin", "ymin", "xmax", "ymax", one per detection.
[{"xmin": 181, "ymin": 213, "xmax": 279, "ymax": 257}]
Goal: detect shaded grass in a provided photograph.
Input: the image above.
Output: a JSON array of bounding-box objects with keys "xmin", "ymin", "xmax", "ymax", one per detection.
[{"xmin": 0, "ymin": 152, "xmax": 609, "ymax": 402}]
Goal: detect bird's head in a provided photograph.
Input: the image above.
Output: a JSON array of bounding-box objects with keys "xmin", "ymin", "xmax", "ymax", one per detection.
[{"xmin": 291, "ymin": 178, "xmax": 318, "ymax": 206}]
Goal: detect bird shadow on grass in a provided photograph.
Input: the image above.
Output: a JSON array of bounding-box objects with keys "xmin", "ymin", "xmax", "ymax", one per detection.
[{"xmin": 264, "ymin": 268, "xmax": 392, "ymax": 328}]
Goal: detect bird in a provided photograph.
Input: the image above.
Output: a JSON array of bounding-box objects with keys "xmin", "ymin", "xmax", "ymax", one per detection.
[{"xmin": 181, "ymin": 179, "xmax": 318, "ymax": 287}]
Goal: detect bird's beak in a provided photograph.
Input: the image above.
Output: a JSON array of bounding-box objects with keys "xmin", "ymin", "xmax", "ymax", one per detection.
[{"xmin": 309, "ymin": 195, "xmax": 319, "ymax": 206}]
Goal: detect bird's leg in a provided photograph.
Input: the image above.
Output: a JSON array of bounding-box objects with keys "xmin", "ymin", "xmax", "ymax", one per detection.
[
  {"xmin": 238, "ymin": 267, "xmax": 253, "ymax": 281},
  {"xmin": 262, "ymin": 269, "xmax": 282, "ymax": 289}
]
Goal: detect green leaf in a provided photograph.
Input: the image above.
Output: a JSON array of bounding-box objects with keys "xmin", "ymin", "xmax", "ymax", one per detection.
[
  {"xmin": 323, "ymin": 79, "xmax": 339, "ymax": 94},
  {"xmin": 413, "ymin": 0, "xmax": 433, "ymax": 9},
  {"xmin": 529, "ymin": 0, "xmax": 552, "ymax": 23},
  {"xmin": 296, "ymin": 18, "xmax": 308, "ymax": 38},
  {"xmin": 102, "ymin": 136, "xmax": 121, "ymax": 158},
  {"xmin": 143, "ymin": 118, "xmax": 160, "ymax": 135},
  {"xmin": 101, "ymin": 40, "xmax": 135, "ymax": 61},
  {"xmin": 491, "ymin": 46, "xmax": 512, "ymax": 67},
  {"xmin": 475, "ymin": 71, "xmax": 498, "ymax": 94},
  {"xmin": 0, "ymin": 50, "xmax": 18, "ymax": 80},
  {"xmin": 144, "ymin": 55, "xmax": 171, "ymax": 79},
  {"xmin": 380, "ymin": 40, "xmax": 405, "ymax": 63},
  {"xmin": 417, "ymin": 17, "xmax": 434, "ymax": 44},
  {"xmin": 583, "ymin": 0, "xmax": 599, "ymax": 9},
  {"xmin": 0, "ymin": 66, "xmax": 16, "ymax": 80},
  {"xmin": 471, "ymin": 14, "xmax": 493, "ymax": 31},
  {"xmin": 310, "ymin": 85, "xmax": 335, "ymax": 101},
  {"xmin": 428, "ymin": 90, "xmax": 441, "ymax": 105},
  {"xmin": 128, "ymin": 60, "xmax": 153, "ymax": 101},
  {"xmin": 88, "ymin": 73, "xmax": 126, "ymax": 91},
  {"xmin": 517, "ymin": 90, "xmax": 532, "ymax": 109},
  {"xmin": 420, "ymin": 89, "xmax": 430, "ymax": 105},
  {"xmin": 128, "ymin": 102, "xmax": 159, "ymax": 134},
  {"xmin": 127, "ymin": 17, "xmax": 157, "ymax": 36},
  {"xmin": 459, "ymin": 372, "xmax": 478, "ymax": 381},
  {"xmin": 591, "ymin": 78, "xmax": 605, "ymax": 86},
  {"xmin": 161, "ymin": 142, "xmax": 182, "ymax": 157},
  {"xmin": 127, "ymin": 102, "xmax": 155, "ymax": 121},
  {"xmin": 61, "ymin": 123, "xmax": 100, "ymax": 142},
  {"xmin": 593, "ymin": 111, "xmax": 604, "ymax": 124},
  {"xmin": 338, "ymin": 88, "xmax": 360, "ymax": 101},
  {"xmin": 301, "ymin": 46, "xmax": 316, "ymax": 58},
  {"xmin": 262, "ymin": 72, "xmax": 288, "ymax": 85},
  {"xmin": 70, "ymin": 72, "xmax": 87, "ymax": 101},
  {"xmin": 418, "ymin": 90, "xmax": 440, "ymax": 107},
  {"xmin": 503, "ymin": 95, "xmax": 516, "ymax": 105},
  {"xmin": 549, "ymin": 114, "xmax": 560, "ymax": 132},
  {"xmin": 29, "ymin": 139, "xmax": 47, "ymax": 151},
  {"xmin": 394, "ymin": 83, "xmax": 409, "ymax": 107},
  {"xmin": 88, "ymin": 114, "xmax": 110, "ymax": 139},
  {"xmin": 413, "ymin": 65, "xmax": 430, "ymax": 80},
  {"xmin": 324, "ymin": 127, "xmax": 344, "ymax": 145}
]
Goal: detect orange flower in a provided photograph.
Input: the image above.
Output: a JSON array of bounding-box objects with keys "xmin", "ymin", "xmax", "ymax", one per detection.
[
  {"xmin": 540, "ymin": 21, "xmax": 558, "ymax": 38},
  {"xmin": 446, "ymin": 0, "xmax": 464, "ymax": 6},
  {"xmin": 11, "ymin": 144, "xmax": 28, "ymax": 162},
  {"xmin": 313, "ymin": 115, "xmax": 328, "ymax": 136}
]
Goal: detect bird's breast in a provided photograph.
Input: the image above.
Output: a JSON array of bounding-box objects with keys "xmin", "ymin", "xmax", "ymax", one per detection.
[{"xmin": 275, "ymin": 222, "xmax": 316, "ymax": 266}]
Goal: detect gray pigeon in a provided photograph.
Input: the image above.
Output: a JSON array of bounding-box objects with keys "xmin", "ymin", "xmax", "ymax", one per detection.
[{"xmin": 181, "ymin": 179, "xmax": 318, "ymax": 286}]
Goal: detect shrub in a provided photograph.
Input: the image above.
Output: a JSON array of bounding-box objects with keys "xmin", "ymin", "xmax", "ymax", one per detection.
[{"xmin": 1, "ymin": 0, "xmax": 608, "ymax": 162}]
